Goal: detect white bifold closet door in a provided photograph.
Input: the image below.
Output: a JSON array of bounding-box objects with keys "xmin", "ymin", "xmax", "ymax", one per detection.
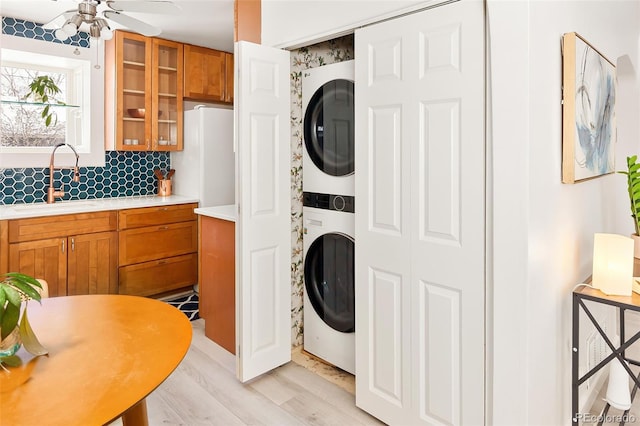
[
  {"xmin": 235, "ymin": 41, "xmax": 292, "ymax": 383},
  {"xmin": 354, "ymin": 1, "xmax": 486, "ymax": 425}
]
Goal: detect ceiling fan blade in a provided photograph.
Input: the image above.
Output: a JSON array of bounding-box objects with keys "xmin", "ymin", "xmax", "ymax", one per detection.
[
  {"xmin": 106, "ymin": 1, "xmax": 180, "ymax": 14},
  {"xmin": 103, "ymin": 10, "xmax": 161, "ymax": 37},
  {"xmin": 42, "ymin": 10, "xmax": 76, "ymax": 29}
]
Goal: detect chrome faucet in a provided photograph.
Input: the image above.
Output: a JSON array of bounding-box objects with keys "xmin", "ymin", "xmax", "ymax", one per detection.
[{"xmin": 47, "ymin": 143, "xmax": 80, "ymax": 204}]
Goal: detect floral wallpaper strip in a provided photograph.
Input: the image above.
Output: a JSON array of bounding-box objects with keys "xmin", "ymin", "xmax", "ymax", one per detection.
[{"xmin": 290, "ymin": 35, "xmax": 354, "ymax": 347}]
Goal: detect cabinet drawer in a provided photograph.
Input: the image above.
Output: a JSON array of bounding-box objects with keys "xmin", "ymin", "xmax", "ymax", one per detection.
[
  {"xmin": 9, "ymin": 211, "xmax": 117, "ymax": 243},
  {"xmin": 118, "ymin": 203, "xmax": 197, "ymax": 230},
  {"xmin": 119, "ymin": 253, "xmax": 197, "ymax": 297},
  {"xmin": 119, "ymin": 221, "xmax": 197, "ymax": 265}
]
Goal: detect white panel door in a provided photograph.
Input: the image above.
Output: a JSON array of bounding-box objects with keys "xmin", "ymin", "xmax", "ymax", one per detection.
[
  {"xmin": 235, "ymin": 41, "xmax": 292, "ymax": 382},
  {"xmin": 355, "ymin": 1, "xmax": 485, "ymax": 424}
]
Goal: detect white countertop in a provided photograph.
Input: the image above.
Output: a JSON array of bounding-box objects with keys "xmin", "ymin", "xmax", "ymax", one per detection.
[
  {"xmin": 0, "ymin": 195, "xmax": 200, "ymax": 220},
  {"xmin": 194, "ymin": 204, "xmax": 237, "ymax": 222}
]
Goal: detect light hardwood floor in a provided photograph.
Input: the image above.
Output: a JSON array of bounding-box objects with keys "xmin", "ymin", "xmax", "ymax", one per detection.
[{"xmin": 110, "ymin": 319, "xmax": 383, "ymax": 425}]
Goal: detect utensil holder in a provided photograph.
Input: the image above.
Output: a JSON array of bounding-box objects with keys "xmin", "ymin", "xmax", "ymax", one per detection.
[{"xmin": 158, "ymin": 179, "xmax": 172, "ymax": 196}]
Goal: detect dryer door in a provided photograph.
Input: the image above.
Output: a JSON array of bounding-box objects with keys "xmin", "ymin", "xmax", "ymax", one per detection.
[
  {"xmin": 303, "ymin": 79, "xmax": 355, "ymax": 176},
  {"xmin": 304, "ymin": 232, "xmax": 355, "ymax": 332}
]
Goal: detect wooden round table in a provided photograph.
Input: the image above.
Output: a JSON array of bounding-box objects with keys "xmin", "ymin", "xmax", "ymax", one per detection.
[{"xmin": 0, "ymin": 295, "xmax": 192, "ymax": 426}]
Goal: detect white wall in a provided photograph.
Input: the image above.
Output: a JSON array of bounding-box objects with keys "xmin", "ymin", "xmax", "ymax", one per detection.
[
  {"xmin": 261, "ymin": 0, "xmax": 438, "ymax": 48},
  {"xmin": 489, "ymin": 1, "xmax": 640, "ymax": 424}
]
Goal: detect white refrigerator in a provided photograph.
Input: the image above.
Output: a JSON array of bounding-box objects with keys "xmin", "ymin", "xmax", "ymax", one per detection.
[{"xmin": 171, "ymin": 106, "xmax": 235, "ymax": 207}]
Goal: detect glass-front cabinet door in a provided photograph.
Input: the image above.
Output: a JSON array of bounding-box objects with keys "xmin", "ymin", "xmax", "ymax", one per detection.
[
  {"xmin": 105, "ymin": 31, "xmax": 183, "ymax": 151},
  {"xmin": 116, "ymin": 31, "xmax": 151, "ymax": 151},
  {"xmin": 152, "ymin": 39, "xmax": 183, "ymax": 151}
]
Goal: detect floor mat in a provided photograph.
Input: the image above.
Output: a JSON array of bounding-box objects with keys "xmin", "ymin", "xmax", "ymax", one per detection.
[{"xmin": 165, "ymin": 292, "xmax": 200, "ymax": 321}]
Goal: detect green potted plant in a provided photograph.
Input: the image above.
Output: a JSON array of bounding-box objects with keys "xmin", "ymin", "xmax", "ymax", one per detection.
[
  {"xmin": 619, "ymin": 155, "xmax": 640, "ymax": 257},
  {"xmin": 23, "ymin": 75, "xmax": 66, "ymax": 127},
  {"xmin": 0, "ymin": 272, "xmax": 48, "ymax": 367}
]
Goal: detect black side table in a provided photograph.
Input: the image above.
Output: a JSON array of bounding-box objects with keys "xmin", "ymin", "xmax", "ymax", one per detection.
[{"xmin": 572, "ymin": 285, "xmax": 640, "ymax": 424}]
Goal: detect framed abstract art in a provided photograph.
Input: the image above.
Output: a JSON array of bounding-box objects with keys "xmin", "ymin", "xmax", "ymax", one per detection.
[{"xmin": 562, "ymin": 32, "xmax": 616, "ymax": 183}]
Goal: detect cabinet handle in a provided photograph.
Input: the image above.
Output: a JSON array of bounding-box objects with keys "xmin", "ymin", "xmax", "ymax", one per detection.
[
  {"xmin": 158, "ymin": 226, "xmax": 169, "ymax": 230},
  {"xmin": 158, "ymin": 207, "xmax": 168, "ymax": 211},
  {"xmin": 146, "ymin": 139, "xmax": 150, "ymax": 149},
  {"xmin": 71, "ymin": 238, "xmax": 75, "ymax": 252},
  {"xmin": 61, "ymin": 240, "xmax": 65, "ymax": 253},
  {"xmin": 157, "ymin": 260, "xmax": 167, "ymax": 265}
]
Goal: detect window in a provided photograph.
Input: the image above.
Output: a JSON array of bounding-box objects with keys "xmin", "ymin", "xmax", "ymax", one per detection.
[
  {"xmin": 2, "ymin": 61, "xmax": 75, "ymax": 148},
  {"xmin": 0, "ymin": 34, "xmax": 104, "ymax": 167}
]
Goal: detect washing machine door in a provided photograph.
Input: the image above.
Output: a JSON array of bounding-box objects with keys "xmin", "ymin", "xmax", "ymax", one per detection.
[
  {"xmin": 304, "ymin": 232, "xmax": 355, "ymax": 333},
  {"xmin": 303, "ymin": 79, "xmax": 355, "ymax": 177}
]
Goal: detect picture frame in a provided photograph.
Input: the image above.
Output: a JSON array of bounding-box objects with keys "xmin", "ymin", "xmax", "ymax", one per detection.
[{"xmin": 562, "ymin": 32, "xmax": 616, "ymax": 184}]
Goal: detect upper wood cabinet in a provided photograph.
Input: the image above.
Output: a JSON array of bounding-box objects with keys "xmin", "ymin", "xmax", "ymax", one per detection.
[
  {"xmin": 184, "ymin": 44, "xmax": 234, "ymax": 104},
  {"xmin": 225, "ymin": 52, "xmax": 234, "ymax": 104},
  {"xmin": 105, "ymin": 31, "xmax": 184, "ymax": 151}
]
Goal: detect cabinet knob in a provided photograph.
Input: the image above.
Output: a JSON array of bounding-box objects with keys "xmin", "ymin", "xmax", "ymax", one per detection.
[{"xmin": 158, "ymin": 226, "xmax": 169, "ymax": 230}]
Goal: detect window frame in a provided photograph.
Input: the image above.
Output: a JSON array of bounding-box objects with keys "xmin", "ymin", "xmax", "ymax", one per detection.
[{"xmin": 0, "ymin": 34, "xmax": 105, "ymax": 168}]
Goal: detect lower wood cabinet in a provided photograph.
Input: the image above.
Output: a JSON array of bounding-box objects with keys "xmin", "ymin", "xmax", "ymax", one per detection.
[
  {"xmin": 2, "ymin": 203, "xmax": 198, "ymax": 298},
  {"xmin": 199, "ymin": 215, "xmax": 235, "ymax": 354},
  {"xmin": 67, "ymin": 231, "xmax": 118, "ymax": 295},
  {"xmin": 7, "ymin": 212, "xmax": 118, "ymax": 297},
  {"xmin": 118, "ymin": 203, "xmax": 198, "ymax": 297},
  {"xmin": 9, "ymin": 237, "xmax": 67, "ymax": 297}
]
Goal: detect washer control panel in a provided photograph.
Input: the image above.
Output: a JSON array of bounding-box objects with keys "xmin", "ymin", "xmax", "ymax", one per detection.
[{"xmin": 303, "ymin": 191, "xmax": 354, "ymax": 213}]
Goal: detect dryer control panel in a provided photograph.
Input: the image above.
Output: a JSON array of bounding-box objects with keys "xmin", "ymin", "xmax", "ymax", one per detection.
[{"xmin": 303, "ymin": 191, "xmax": 354, "ymax": 213}]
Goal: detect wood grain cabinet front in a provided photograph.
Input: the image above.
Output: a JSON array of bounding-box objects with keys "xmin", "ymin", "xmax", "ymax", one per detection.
[
  {"xmin": 118, "ymin": 221, "xmax": 197, "ymax": 266},
  {"xmin": 183, "ymin": 44, "xmax": 233, "ymax": 104},
  {"xmin": 224, "ymin": 52, "xmax": 234, "ymax": 104},
  {"xmin": 7, "ymin": 212, "xmax": 118, "ymax": 297},
  {"xmin": 67, "ymin": 231, "xmax": 118, "ymax": 295},
  {"xmin": 118, "ymin": 203, "xmax": 196, "ymax": 230},
  {"xmin": 105, "ymin": 31, "xmax": 184, "ymax": 152},
  {"xmin": 199, "ymin": 216, "xmax": 235, "ymax": 354},
  {"xmin": 119, "ymin": 253, "xmax": 197, "ymax": 297},
  {"xmin": 9, "ymin": 237, "xmax": 67, "ymax": 297},
  {"xmin": 0, "ymin": 220, "xmax": 8, "ymax": 276},
  {"xmin": 184, "ymin": 44, "xmax": 225, "ymax": 102},
  {"xmin": 118, "ymin": 203, "xmax": 198, "ymax": 297}
]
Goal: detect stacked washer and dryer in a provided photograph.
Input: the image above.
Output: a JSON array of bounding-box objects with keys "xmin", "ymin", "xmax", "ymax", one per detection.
[{"xmin": 302, "ymin": 60, "xmax": 356, "ymax": 375}]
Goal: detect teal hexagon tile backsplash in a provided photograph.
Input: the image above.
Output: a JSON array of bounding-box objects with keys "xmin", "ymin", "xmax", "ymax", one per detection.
[{"xmin": 0, "ymin": 152, "xmax": 170, "ymax": 205}]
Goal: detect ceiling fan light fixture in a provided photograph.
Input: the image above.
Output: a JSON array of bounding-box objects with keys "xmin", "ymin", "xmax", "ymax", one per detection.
[
  {"xmin": 96, "ymin": 19, "xmax": 113, "ymax": 40},
  {"xmin": 62, "ymin": 14, "xmax": 83, "ymax": 37},
  {"xmin": 54, "ymin": 27, "xmax": 70, "ymax": 41},
  {"xmin": 89, "ymin": 23, "xmax": 101, "ymax": 39},
  {"xmin": 46, "ymin": 0, "xmax": 170, "ymax": 42}
]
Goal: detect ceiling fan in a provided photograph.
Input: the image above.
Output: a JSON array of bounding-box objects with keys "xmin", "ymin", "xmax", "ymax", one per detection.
[{"xmin": 43, "ymin": 0, "xmax": 180, "ymax": 41}]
